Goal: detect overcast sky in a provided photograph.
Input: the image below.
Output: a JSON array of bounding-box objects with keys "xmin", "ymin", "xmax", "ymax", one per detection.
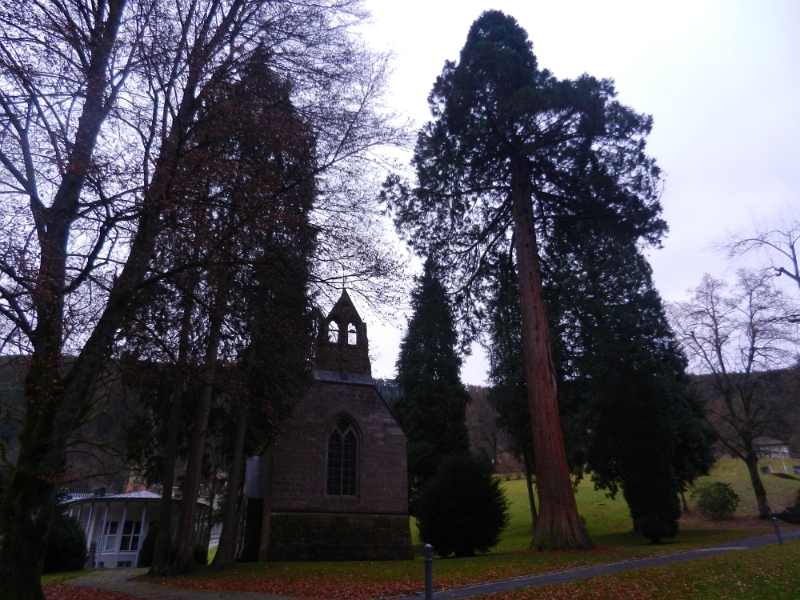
[{"xmin": 351, "ymin": 0, "xmax": 800, "ymax": 385}]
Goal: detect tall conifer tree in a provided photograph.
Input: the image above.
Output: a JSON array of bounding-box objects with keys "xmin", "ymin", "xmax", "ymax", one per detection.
[
  {"xmin": 387, "ymin": 10, "xmax": 666, "ymax": 549},
  {"xmin": 487, "ymin": 253, "xmax": 537, "ymax": 530},
  {"xmin": 393, "ymin": 260, "xmax": 471, "ymax": 509},
  {"xmin": 488, "ymin": 228, "xmax": 716, "ymax": 542}
]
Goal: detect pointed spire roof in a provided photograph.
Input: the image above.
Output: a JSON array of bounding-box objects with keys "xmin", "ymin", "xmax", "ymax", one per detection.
[{"xmin": 327, "ymin": 289, "xmax": 363, "ymax": 325}]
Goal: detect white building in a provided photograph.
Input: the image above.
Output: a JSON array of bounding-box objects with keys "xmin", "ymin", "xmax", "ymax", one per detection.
[
  {"xmin": 754, "ymin": 436, "xmax": 792, "ymax": 458},
  {"xmin": 64, "ymin": 490, "xmax": 181, "ymax": 568}
]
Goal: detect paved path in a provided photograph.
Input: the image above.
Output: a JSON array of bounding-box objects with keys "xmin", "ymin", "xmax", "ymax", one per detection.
[
  {"xmin": 68, "ymin": 529, "xmax": 800, "ymax": 600},
  {"xmin": 67, "ymin": 568, "xmax": 293, "ymax": 600},
  {"xmin": 400, "ymin": 529, "xmax": 800, "ymax": 599}
]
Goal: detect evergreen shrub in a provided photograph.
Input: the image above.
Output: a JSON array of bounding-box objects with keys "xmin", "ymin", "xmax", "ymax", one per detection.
[
  {"xmin": 43, "ymin": 512, "xmax": 87, "ymax": 573},
  {"xmin": 636, "ymin": 515, "xmax": 678, "ymax": 543},
  {"xmin": 691, "ymin": 482, "xmax": 740, "ymax": 520},
  {"xmin": 137, "ymin": 525, "xmax": 157, "ymax": 567},
  {"xmin": 416, "ymin": 454, "xmax": 509, "ymax": 557}
]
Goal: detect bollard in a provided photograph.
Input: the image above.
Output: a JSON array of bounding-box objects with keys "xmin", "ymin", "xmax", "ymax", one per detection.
[
  {"xmin": 423, "ymin": 544, "xmax": 434, "ymax": 600},
  {"xmin": 772, "ymin": 516, "xmax": 784, "ymax": 545}
]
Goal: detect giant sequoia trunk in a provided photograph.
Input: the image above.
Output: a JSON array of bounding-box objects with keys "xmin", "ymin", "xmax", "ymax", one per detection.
[{"xmin": 510, "ymin": 161, "xmax": 594, "ymax": 551}]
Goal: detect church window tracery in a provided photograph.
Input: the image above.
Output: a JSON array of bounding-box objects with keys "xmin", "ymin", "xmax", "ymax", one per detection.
[{"xmin": 327, "ymin": 415, "xmax": 358, "ymax": 496}]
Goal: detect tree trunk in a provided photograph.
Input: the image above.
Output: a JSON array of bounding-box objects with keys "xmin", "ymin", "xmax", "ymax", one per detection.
[
  {"xmin": 522, "ymin": 450, "xmax": 538, "ymax": 532},
  {"xmin": 510, "ymin": 160, "xmax": 593, "ymax": 551},
  {"xmin": 0, "ymin": 362, "xmax": 61, "ymax": 600},
  {"xmin": 258, "ymin": 447, "xmax": 275, "ymax": 561},
  {"xmin": 171, "ymin": 306, "xmax": 224, "ymax": 574},
  {"xmin": 680, "ymin": 490, "xmax": 689, "ymax": 513},
  {"xmin": 201, "ymin": 480, "xmax": 216, "ymax": 556},
  {"xmin": 0, "ymin": 6, "xmax": 128, "ymax": 597},
  {"xmin": 150, "ymin": 298, "xmax": 194, "ymax": 574},
  {"xmin": 211, "ymin": 397, "xmax": 249, "ymax": 568},
  {"xmin": 744, "ymin": 450, "xmax": 771, "ymax": 519}
]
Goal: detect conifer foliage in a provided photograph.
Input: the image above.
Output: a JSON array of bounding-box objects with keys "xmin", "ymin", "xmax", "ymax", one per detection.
[
  {"xmin": 392, "ymin": 261, "xmax": 471, "ymax": 509},
  {"xmin": 415, "ymin": 454, "xmax": 509, "ymax": 557},
  {"xmin": 387, "ymin": 9, "xmax": 665, "ymax": 549},
  {"xmin": 489, "ymin": 231, "xmax": 715, "ymax": 543}
]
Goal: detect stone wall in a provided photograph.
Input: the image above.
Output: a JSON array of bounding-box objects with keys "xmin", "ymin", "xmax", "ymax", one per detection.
[
  {"xmin": 270, "ymin": 381, "xmax": 408, "ymax": 515},
  {"xmin": 267, "ymin": 513, "xmax": 412, "ymax": 561},
  {"xmin": 264, "ymin": 378, "xmax": 412, "ymax": 560}
]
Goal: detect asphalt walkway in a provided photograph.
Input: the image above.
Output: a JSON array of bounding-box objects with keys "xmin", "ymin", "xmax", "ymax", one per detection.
[
  {"xmin": 67, "ymin": 528, "xmax": 800, "ymax": 600},
  {"xmin": 399, "ymin": 528, "xmax": 800, "ymax": 599}
]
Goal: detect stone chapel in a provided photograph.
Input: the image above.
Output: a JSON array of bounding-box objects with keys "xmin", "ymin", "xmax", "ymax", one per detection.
[{"xmin": 244, "ymin": 290, "xmax": 412, "ymax": 561}]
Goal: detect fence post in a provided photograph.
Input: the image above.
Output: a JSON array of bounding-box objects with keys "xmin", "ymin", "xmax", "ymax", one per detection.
[{"xmin": 424, "ymin": 544, "xmax": 434, "ymax": 600}]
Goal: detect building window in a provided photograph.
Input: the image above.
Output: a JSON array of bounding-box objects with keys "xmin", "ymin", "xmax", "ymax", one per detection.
[
  {"xmin": 118, "ymin": 561, "xmax": 133, "ymax": 568},
  {"xmin": 101, "ymin": 521, "xmax": 118, "ymax": 553},
  {"xmin": 120, "ymin": 520, "xmax": 142, "ymax": 551},
  {"xmin": 347, "ymin": 323, "xmax": 358, "ymax": 345},
  {"xmin": 328, "ymin": 320, "xmax": 339, "ymax": 343},
  {"xmin": 326, "ymin": 416, "xmax": 358, "ymax": 496}
]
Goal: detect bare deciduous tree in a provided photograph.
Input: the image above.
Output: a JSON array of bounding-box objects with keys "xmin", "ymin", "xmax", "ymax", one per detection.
[
  {"xmin": 728, "ymin": 212, "xmax": 800, "ymax": 288},
  {"xmin": 726, "ymin": 211, "xmax": 800, "ymax": 321},
  {"xmin": 0, "ymin": 1, "xmax": 403, "ymax": 597},
  {"xmin": 669, "ymin": 270, "xmax": 798, "ymax": 518}
]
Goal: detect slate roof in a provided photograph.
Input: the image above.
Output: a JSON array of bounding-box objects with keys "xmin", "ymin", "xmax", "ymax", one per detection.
[{"xmin": 313, "ymin": 369, "xmax": 373, "ymax": 385}]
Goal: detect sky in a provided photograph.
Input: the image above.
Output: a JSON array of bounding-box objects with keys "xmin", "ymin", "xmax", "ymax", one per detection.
[{"xmin": 350, "ymin": 0, "xmax": 800, "ymax": 385}]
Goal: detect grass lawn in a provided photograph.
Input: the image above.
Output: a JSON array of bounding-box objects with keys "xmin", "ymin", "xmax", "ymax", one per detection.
[
  {"xmin": 692, "ymin": 457, "xmax": 800, "ymax": 515},
  {"xmin": 477, "ymin": 534, "xmax": 800, "ymax": 599},
  {"xmin": 42, "ymin": 570, "xmax": 96, "ymax": 585},
  {"xmin": 135, "ymin": 458, "xmax": 799, "ymax": 599}
]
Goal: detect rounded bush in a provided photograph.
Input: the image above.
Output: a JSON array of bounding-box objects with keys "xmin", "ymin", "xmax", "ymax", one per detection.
[
  {"xmin": 43, "ymin": 512, "xmax": 88, "ymax": 573},
  {"xmin": 415, "ymin": 454, "xmax": 509, "ymax": 557},
  {"xmin": 691, "ymin": 482, "xmax": 740, "ymax": 520}
]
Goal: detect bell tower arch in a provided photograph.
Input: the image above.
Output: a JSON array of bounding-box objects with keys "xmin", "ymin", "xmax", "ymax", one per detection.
[{"xmin": 316, "ymin": 290, "xmax": 371, "ymax": 376}]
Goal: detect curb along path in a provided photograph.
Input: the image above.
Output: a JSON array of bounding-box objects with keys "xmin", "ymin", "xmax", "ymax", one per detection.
[{"xmin": 400, "ymin": 529, "xmax": 800, "ymax": 600}]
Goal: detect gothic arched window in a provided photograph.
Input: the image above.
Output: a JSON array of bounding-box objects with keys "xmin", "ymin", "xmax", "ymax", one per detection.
[
  {"xmin": 327, "ymin": 415, "xmax": 358, "ymax": 496},
  {"xmin": 328, "ymin": 320, "xmax": 339, "ymax": 343},
  {"xmin": 347, "ymin": 323, "xmax": 358, "ymax": 345}
]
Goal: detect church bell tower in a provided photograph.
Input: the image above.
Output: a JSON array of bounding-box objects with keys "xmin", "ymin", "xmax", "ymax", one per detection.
[{"xmin": 315, "ymin": 290, "xmax": 371, "ymax": 377}]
